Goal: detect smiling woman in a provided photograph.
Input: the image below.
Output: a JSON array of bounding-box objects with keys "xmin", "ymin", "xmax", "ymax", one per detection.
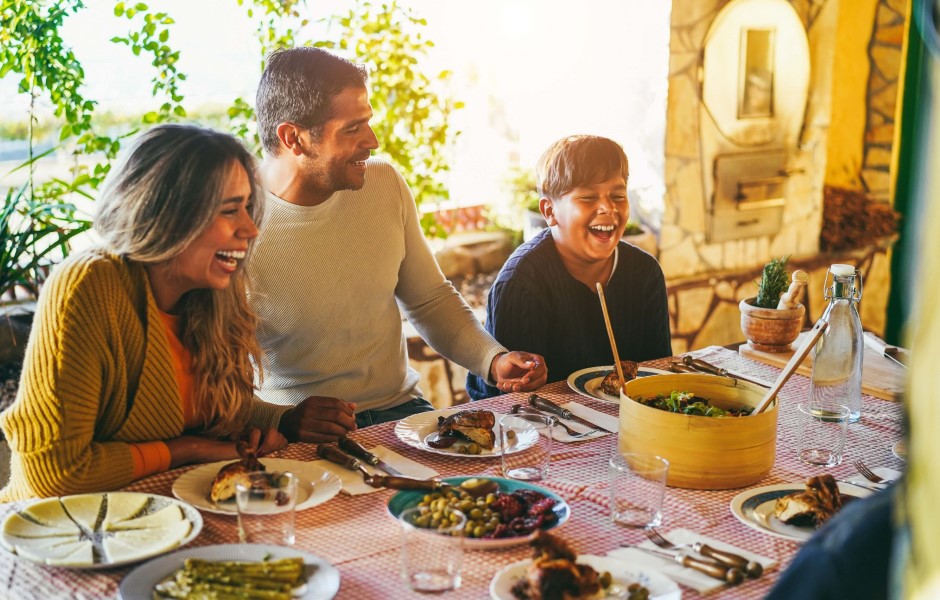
[{"xmin": 0, "ymin": 124, "xmax": 294, "ymax": 502}]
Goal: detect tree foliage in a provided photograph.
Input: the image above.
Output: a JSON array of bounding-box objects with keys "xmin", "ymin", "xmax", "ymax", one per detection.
[{"xmin": 0, "ymin": 0, "xmax": 461, "ymax": 298}]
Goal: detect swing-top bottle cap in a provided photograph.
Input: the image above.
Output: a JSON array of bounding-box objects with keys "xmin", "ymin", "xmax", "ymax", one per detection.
[{"xmin": 830, "ymin": 264, "xmax": 855, "ymax": 277}]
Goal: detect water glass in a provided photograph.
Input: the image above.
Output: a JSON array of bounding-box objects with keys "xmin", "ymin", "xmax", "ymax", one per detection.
[
  {"xmin": 235, "ymin": 471, "xmax": 299, "ymax": 546},
  {"xmin": 609, "ymin": 451, "xmax": 669, "ymax": 528},
  {"xmin": 399, "ymin": 506, "xmax": 466, "ymax": 593},
  {"xmin": 499, "ymin": 413, "xmax": 553, "ymax": 481},
  {"xmin": 797, "ymin": 402, "xmax": 850, "ymax": 466}
]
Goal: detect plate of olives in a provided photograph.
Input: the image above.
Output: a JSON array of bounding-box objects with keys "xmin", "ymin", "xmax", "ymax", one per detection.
[{"xmin": 386, "ymin": 476, "xmax": 570, "ymax": 550}]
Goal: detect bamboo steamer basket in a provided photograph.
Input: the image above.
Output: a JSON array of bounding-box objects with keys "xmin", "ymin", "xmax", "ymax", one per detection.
[{"xmin": 619, "ymin": 373, "xmax": 778, "ymax": 490}]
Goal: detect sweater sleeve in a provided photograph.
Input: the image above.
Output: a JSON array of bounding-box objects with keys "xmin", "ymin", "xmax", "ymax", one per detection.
[
  {"xmin": 0, "ymin": 257, "xmax": 138, "ymax": 499},
  {"xmin": 466, "ymin": 275, "xmax": 553, "ymax": 399},
  {"xmin": 246, "ymin": 395, "xmax": 291, "ymax": 431},
  {"xmin": 390, "ymin": 170, "xmax": 506, "ymax": 380}
]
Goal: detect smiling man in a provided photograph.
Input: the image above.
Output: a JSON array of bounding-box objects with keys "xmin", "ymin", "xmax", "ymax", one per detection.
[
  {"xmin": 467, "ymin": 135, "xmax": 671, "ymax": 399},
  {"xmin": 249, "ymin": 47, "xmax": 547, "ymax": 440}
]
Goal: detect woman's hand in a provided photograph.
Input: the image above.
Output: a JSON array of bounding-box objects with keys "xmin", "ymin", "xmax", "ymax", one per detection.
[
  {"xmin": 244, "ymin": 427, "xmax": 288, "ymax": 457},
  {"xmin": 165, "ymin": 427, "xmax": 287, "ymax": 468}
]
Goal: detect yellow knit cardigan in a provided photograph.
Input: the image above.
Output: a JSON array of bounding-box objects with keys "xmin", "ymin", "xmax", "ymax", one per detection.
[{"xmin": 0, "ymin": 249, "xmax": 284, "ymax": 501}]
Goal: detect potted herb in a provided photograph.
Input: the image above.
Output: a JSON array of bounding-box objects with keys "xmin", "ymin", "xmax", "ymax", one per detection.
[
  {"xmin": 1, "ymin": 184, "xmax": 90, "ymax": 364},
  {"xmin": 739, "ymin": 256, "xmax": 808, "ymax": 352}
]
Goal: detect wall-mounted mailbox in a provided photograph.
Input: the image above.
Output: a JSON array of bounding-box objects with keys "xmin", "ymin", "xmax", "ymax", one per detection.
[
  {"xmin": 700, "ymin": 0, "xmax": 809, "ymax": 244},
  {"xmin": 710, "ymin": 151, "xmax": 786, "ymax": 243}
]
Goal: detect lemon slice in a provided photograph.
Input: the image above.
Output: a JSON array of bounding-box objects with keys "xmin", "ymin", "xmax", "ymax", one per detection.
[
  {"xmin": 61, "ymin": 494, "xmax": 103, "ymax": 532},
  {"xmin": 106, "ymin": 504, "xmax": 183, "ymax": 531},
  {"xmin": 3, "ymin": 513, "xmax": 80, "ymax": 538},
  {"xmin": 102, "ymin": 493, "xmax": 149, "ymax": 528}
]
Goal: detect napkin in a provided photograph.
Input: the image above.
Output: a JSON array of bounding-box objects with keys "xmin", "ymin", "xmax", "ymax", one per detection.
[
  {"xmin": 315, "ymin": 445, "xmax": 440, "ymax": 496},
  {"xmin": 842, "ymin": 467, "xmax": 902, "ymax": 490},
  {"xmin": 545, "ymin": 402, "xmax": 618, "ymax": 443},
  {"xmin": 607, "ymin": 528, "xmax": 777, "ymax": 594}
]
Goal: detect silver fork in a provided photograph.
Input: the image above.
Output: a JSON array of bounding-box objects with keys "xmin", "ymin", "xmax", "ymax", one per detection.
[
  {"xmin": 645, "ymin": 528, "xmax": 763, "ymax": 579},
  {"xmin": 509, "ymin": 404, "xmax": 598, "ymax": 438},
  {"xmin": 854, "ymin": 460, "xmax": 895, "ymax": 485}
]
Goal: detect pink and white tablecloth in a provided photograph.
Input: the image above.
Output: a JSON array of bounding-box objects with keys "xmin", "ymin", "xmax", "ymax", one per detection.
[{"xmin": 0, "ymin": 348, "xmax": 905, "ymax": 599}]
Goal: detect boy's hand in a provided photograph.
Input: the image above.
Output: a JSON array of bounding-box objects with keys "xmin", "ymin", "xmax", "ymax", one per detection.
[{"xmin": 490, "ymin": 351, "xmax": 548, "ymax": 392}]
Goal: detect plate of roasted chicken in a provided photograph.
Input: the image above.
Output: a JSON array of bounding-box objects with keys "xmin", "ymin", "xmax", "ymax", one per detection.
[
  {"xmin": 394, "ymin": 409, "xmax": 539, "ymax": 457},
  {"xmin": 489, "ymin": 531, "xmax": 680, "ymax": 599},
  {"xmin": 172, "ymin": 457, "xmax": 342, "ymax": 516},
  {"xmin": 729, "ymin": 474, "xmax": 871, "ymax": 542},
  {"xmin": 568, "ymin": 364, "xmax": 669, "ymax": 404}
]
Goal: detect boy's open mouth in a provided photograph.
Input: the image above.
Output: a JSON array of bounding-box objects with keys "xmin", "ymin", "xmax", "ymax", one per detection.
[{"xmin": 588, "ymin": 223, "xmax": 617, "ymax": 242}]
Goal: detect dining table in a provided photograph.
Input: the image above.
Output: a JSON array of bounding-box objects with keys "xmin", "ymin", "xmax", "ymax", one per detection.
[{"xmin": 0, "ymin": 346, "xmax": 906, "ymax": 599}]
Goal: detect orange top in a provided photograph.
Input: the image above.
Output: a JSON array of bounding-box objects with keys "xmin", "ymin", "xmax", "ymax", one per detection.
[{"xmin": 129, "ymin": 310, "xmax": 199, "ymax": 478}]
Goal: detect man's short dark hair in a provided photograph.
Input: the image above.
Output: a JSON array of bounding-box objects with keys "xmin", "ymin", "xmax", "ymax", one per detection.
[{"xmin": 256, "ymin": 47, "xmax": 369, "ymax": 155}]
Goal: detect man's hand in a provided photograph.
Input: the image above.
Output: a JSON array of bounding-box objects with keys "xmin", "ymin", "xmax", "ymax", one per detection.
[
  {"xmin": 490, "ymin": 351, "xmax": 548, "ymax": 393},
  {"xmin": 279, "ymin": 396, "xmax": 357, "ymax": 443}
]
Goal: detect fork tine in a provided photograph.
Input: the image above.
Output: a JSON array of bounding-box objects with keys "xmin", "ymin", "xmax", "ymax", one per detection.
[
  {"xmin": 644, "ymin": 528, "xmax": 673, "ymax": 549},
  {"xmin": 854, "ymin": 460, "xmax": 884, "ymax": 483}
]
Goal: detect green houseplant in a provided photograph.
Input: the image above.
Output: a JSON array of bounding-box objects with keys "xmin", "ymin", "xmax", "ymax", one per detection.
[{"xmin": 739, "ymin": 256, "xmax": 807, "ymax": 352}]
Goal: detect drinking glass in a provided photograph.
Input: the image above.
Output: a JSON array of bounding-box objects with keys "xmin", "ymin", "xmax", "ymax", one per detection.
[
  {"xmin": 399, "ymin": 506, "xmax": 465, "ymax": 593},
  {"xmin": 498, "ymin": 413, "xmax": 553, "ymax": 481},
  {"xmin": 235, "ymin": 471, "xmax": 298, "ymax": 546},
  {"xmin": 609, "ymin": 451, "xmax": 669, "ymax": 528},
  {"xmin": 797, "ymin": 402, "xmax": 850, "ymax": 466}
]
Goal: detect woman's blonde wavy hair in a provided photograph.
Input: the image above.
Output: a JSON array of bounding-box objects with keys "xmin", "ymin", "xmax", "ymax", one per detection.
[{"xmin": 94, "ymin": 124, "xmax": 264, "ymax": 436}]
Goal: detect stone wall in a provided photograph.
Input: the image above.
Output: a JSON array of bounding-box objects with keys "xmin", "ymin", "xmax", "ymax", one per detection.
[{"xmin": 660, "ymin": 0, "xmax": 904, "ymax": 352}]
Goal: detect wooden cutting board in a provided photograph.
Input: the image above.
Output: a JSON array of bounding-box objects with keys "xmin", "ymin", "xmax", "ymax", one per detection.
[{"xmin": 738, "ymin": 331, "xmax": 907, "ymax": 401}]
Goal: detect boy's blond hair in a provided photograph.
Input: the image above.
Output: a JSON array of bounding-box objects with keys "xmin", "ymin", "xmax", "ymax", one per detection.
[{"xmin": 536, "ymin": 135, "xmax": 629, "ymax": 200}]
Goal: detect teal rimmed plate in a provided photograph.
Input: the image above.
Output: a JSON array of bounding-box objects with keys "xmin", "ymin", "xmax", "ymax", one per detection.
[{"xmin": 387, "ymin": 476, "xmax": 570, "ymax": 550}]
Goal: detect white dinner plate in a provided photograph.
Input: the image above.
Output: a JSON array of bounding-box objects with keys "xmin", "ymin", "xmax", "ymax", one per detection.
[
  {"xmin": 393, "ymin": 408, "xmax": 538, "ymax": 458},
  {"xmin": 567, "ymin": 366, "xmax": 670, "ymax": 404},
  {"xmin": 730, "ymin": 482, "xmax": 872, "ymax": 542},
  {"xmin": 490, "ymin": 555, "xmax": 681, "ymax": 600},
  {"xmin": 120, "ymin": 543, "xmax": 339, "ymax": 600},
  {"xmin": 0, "ymin": 492, "xmax": 202, "ymax": 569},
  {"xmin": 172, "ymin": 458, "xmax": 342, "ymax": 515},
  {"xmin": 892, "ymin": 439, "xmax": 907, "ymax": 461}
]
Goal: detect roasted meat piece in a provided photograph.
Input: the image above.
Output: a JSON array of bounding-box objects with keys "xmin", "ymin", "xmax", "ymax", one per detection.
[
  {"xmin": 511, "ymin": 532, "xmax": 604, "ymax": 600},
  {"xmin": 774, "ymin": 474, "xmax": 844, "ymax": 528},
  {"xmin": 437, "ymin": 409, "xmax": 496, "ymax": 450},
  {"xmin": 599, "ymin": 360, "xmax": 639, "ymax": 396},
  {"xmin": 209, "ymin": 440, "xmax": 265, "ymax": 503}
]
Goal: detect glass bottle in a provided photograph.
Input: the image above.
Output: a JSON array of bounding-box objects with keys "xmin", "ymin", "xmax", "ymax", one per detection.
[{"xmin": 810, "ymin": 264, "xmax": 864, "ymax": 422}]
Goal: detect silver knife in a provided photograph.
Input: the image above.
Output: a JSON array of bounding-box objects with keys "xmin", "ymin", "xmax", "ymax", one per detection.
[
  {"xmin": 337, "ymin": 436, "xmax": 405, "ymax": 476},
  {"xmin": 631, "ymin": 546, "xmax": 744, "ymax": 585},
  {"xmin": 528, "ymin": 394, "xmax": 616, "ymax": 433},
  {"xmin": 863, "ymin": 332, "xmax": 908, "ymax": 369},
  {"xmin": 681, "ymin": 356, "xmax": 772, "ymax": 388}
]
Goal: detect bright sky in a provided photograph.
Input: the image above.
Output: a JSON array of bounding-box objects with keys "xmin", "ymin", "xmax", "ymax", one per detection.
[{"xmin": 0, "ymin": 0, "xmax": 671, "ymax": 209}]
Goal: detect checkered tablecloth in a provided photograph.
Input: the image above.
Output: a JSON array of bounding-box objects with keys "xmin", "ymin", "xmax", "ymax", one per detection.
[{"xmin": 0, "ymin": 348, "xmax": 905, "ymax": 599}]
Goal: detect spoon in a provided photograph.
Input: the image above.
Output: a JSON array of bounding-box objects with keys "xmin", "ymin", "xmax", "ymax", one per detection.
[{"xmin": 753, "ymin": 318, "xmax": 829, "ymax": 414}]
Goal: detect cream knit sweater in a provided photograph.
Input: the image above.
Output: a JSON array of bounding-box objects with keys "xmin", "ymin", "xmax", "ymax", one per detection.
[
  {"xmin": 0, "ymin": 249, "xmax": 285, "ymax": 501},
  {"xmin": 250, "ymin": 158, "xmax": 505, "ymax": 410}
]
